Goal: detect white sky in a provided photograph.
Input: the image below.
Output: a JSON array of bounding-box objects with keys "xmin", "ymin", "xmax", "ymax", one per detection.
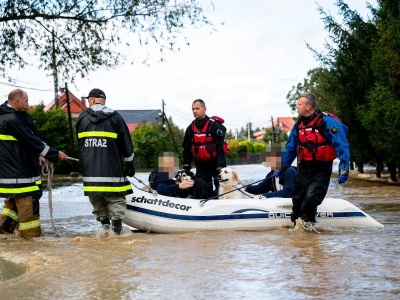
[{"xmin": 1, "ymin": 0, "xmax": 376, "ymax": 133}]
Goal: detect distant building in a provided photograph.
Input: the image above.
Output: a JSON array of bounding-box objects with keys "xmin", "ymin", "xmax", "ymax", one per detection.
[
  {"xmin": 43, "ymin": 89, "xmax": 161, "ymax": 132},
  {"xmin": 252, "ymin": 117, "xmax": 296, "ymax": 141},
  {"xmin": 116, "ymin": 110, "xmax": 162, "ymax": 132}
]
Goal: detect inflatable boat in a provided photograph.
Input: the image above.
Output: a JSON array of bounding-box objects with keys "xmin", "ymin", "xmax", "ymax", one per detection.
[{"xmin": 123, "ymin": 187, "xmax": 384, "ymax": 233}]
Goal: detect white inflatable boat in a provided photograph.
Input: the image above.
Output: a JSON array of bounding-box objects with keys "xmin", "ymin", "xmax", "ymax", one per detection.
[{"xmin": 123, "ymin": 188, "xmax": 384, "ymax": 233}]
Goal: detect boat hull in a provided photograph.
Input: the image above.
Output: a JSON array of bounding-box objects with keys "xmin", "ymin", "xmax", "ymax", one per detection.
[{"xmin": 123, "ymin": 189, "xmax": 384, "ymax": 233}]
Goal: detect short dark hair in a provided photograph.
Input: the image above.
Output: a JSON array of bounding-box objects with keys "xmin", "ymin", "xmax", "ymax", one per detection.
[
  {"xmin": 193, "ymin": 99, "xmax": 206, "ymax": 108},
  {"xmin": 299, "ymin": 93, "xmax": 317, "ymax": 108}
]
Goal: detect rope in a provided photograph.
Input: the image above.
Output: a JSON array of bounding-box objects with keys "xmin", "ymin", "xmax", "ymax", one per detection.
[
  {"xmin": 127, "ymin": 176, "xmax": 158, "ymax": 196},
  {"xmin": 42, "ymin": 160, "xmax": 61, "ymax": 237}
]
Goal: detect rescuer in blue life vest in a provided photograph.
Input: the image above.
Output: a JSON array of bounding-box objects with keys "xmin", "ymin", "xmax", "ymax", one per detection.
[{"xmin": 284, "ymin": 93, "xmax": 350, "ymax": 231}]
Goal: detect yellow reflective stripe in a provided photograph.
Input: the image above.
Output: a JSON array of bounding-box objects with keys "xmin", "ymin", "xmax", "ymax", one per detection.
[
  {"xmin": 1, "ymin": 208, "xmax": 18, "ymax": 221},
  {"xmin": 0, "ymin": 185, "xmax": 39, "ymax": 194},
  {"xmin": 84, "ymin": 185, "xmax": 132, "ymax": 193},
  {"xmin": 0, "ymin": 134, "xmax": 17, "ymax": 141},
  {"xmin": 19, "ymin": 219, "xmax": 40, "ymax": 231},
  {"xmin": 35, "ymin": 180, "xmax": 42, "ymax": 185},
  {"xmin": 78, "ymin": 131, "xmax": 117, "ymax": 139}
]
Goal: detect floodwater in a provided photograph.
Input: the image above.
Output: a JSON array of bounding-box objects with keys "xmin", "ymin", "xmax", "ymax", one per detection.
[{"xmin": 0, "ymin": 164, "xmax": 399, "ymax": 299}]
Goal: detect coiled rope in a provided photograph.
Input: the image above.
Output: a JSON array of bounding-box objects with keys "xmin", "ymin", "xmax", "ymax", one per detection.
[{"xmin": 42, "ymin": 160, "xmax": 61, "ymax": 237}]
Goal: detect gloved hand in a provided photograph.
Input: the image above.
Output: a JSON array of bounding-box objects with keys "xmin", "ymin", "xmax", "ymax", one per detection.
[
  {"xmin": 338, "ymin": 169, "xmax": 349, "ymax": 184},
  {"xmin": 123, "ymin": 160, "xmax": 135, "ymax": 177},
  {"xmin": 338, "ymin": 174, "xmax": 348, "ymax": 184}
]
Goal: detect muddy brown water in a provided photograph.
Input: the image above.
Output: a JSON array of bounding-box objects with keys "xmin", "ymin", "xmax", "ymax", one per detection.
[{"xmin": 0, "ymin": 164, "xmax": 399, "ymax": 299}]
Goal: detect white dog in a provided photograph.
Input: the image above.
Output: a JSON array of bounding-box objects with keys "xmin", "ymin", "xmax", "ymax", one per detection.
[{"xmin": 218, "ymin": 167, "xmax": 253, "ymax": 199}]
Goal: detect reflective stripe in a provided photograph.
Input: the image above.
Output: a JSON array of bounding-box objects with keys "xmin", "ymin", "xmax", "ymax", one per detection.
[
  {"xmin": 0, "ymin": 185, "xmax": 39, "ymax": 194},
  {"xmin": 1, "ymin": 208, "xmax": 18, "ymax": 221},
  {"xmin": 0, "ymin": 134, "xmax": 17, "ymax": 141},
  {"xmin": 0, "ymin": 177, "xmax": 40, "ymax": 184},
  {"xmin": 83, "ymin": 177, "xmax": 126, "ymax": 183},
  {"xmin": 124, "ymin": 153, "xmax": 135, "ymax": 161},
  {"xmin": 40, "ymin": 144, "xmax": 50, "ymax": 156},
  {"xmin": 78, "ymin": 131, "xmax": 118, "ymax": 139},
  {"xmin": 35, "ymin": 180, "xmax": 42, "ymax": 185},
  {"xmin": 83, "ymin": 185, "xmax": 132, "ymax": 193},
  {"xmin": 19, "ymin": 219, "xmax": 40, "ymax": 231}
]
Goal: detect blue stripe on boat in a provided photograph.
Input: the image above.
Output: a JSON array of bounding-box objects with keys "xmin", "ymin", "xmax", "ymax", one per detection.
[{"xmin": 126, "ymin": 204, "xmax": 366, "ymax": 221}]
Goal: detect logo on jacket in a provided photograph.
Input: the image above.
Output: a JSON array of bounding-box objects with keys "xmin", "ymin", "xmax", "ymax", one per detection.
[{"xmin": 85, "ymin": 138, "xmax": 108, "ymax": 147}]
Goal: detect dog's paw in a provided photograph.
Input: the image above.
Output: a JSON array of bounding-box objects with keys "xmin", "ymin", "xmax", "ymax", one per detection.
[{"xmin": 253, "ymin": 195, "xmax": 267, "ymax": 199}]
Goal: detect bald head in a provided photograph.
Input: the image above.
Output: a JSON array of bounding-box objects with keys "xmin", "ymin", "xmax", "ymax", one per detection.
[{"xmin": 8, "ymin": 89, "xmax": 29, "ymax": 111}]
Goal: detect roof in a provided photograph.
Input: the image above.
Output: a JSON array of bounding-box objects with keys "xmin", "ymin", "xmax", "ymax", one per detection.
[
  {"xmin": 116, "ymin": 109, "xmax": 162, "ymax": 124},
  {"xmin": 44, "ymin": 89, "xmax": 87, "ymax": 115},
  {"xmin": 270, "ymin": 117, "xmax": 296, "ymax": 133}
]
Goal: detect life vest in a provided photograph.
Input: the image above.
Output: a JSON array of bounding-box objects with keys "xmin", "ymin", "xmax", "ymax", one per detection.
[
  {"xmin": 297, "ymin": 112, "xmax": 338, "ymax": 162},
  {"xmin": 191, "ymin": 116, "xmax": 228, "ymax": 161}
]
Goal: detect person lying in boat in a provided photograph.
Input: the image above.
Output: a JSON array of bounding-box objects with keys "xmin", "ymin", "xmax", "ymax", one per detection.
[
  {"xmin": 246, "ymin": 143, "xmax": 296, "ymax": 198},
  {"xmin": 149, "ymin": 152, "xmax": 194, "ymax": 197}
]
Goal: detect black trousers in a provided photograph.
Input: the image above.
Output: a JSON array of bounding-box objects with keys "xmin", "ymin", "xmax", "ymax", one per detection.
[
  {"xmin": 195, "ymin": 159, "xmax": 219, "ymax": 194},
  {"xmin": 291, "ymin": 161, "xmax": 332, "ymax": 222}
]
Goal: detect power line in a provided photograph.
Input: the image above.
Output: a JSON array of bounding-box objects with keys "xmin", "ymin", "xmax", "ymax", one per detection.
[{"xmin": 0, "ymin": 80, "xmax": 53, "ymax": 92}]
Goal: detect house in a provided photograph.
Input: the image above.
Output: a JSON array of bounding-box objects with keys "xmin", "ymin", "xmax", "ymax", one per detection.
[
  {"xmin": 43, "ymin": 89, "xmax": 161, "ymax": 132},
  {"xmin": 252, "ymin": 117, "xmax": 296, "ymax": 141},
  {"xmin": 43, "ymin": 88, "xmax": 87, "ymax": 117},
  {"xmin": 116, "ymin": 110, "xmax": 162, "ymax": 132}
]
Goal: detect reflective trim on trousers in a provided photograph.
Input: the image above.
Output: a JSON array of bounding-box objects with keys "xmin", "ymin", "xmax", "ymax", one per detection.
[
  {"xmin": 0, "ymin": 185, "xmax": 39, "ymax": 194},
  {"xmin": 78, "ymin": 131, "xmax": 118, "ymax": 139},
  {"xmin": 0, "ymin": 177, "xmax": 40, "ymax": 184},
  {"xmin": 19, "ymin": 219, "xmax": 40, "ymax": 231},
  {"xmin": 1, "ymin": 207, "xmax": 18, "ymax": 221},
  {"xmin": 83, "ymin": 185, "xmax": 132, "ymax": 193},
  {"xmin": 83, "ymin": 177, "xmax": 126, "ymax": 183}
]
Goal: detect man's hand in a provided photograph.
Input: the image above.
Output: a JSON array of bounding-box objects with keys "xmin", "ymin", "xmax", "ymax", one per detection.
[
  {"xmin": 58, "ymin": 151, "xmax": 68, "ymax": 160},
  {"xmin": 179, "ymin": 180, "xmax": 194, "ymax": 189},
  {"xmin": 123, "ymin": 160, "xmax": 136, "ymax": 177}
]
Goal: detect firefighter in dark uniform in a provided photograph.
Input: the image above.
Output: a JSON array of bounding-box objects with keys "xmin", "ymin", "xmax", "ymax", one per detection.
[
  {"xmin": 182, "ymin": 99, "xmax": 227, "ymax": 195},
  {"xmin": 0, "ymin": 89, "xmax": 68, "ymax": 239},
  {"xmin": 284, "ymin": 93, "xmax": 350, "ymax": 231},
  {"xmin": 76, "ymin": 88, "xmax": 135, "ymax": 235}
]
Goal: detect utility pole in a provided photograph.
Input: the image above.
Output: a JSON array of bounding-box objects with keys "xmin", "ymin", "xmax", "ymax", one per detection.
[
  {"xmin": 51, "ymin": 30, "xmax": 59, "ymax": 108},
  {"xmin": 65, "ymin": 83, "xmax": 75, "ymax": 163},
  {"xmin": 162, "ymin": 99, "xmax": 165, "ymax": 132},
  {"xmin": 271, "ymin": 116, "xmax": 275, "ymax": 143}
]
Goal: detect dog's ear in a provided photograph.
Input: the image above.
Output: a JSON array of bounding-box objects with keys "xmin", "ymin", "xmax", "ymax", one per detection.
[
  {"xmin": 232, "ymin": 171, "xmax": 239, "ymax": 184},
  {"xmin": 175, "ymin": 172, "xmax": 182, "ymax": 183}
]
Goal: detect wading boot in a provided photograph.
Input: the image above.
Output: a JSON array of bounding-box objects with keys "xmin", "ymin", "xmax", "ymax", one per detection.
[
  {"xmin": 112, "ymin": 220, "xmax": 122, "ymax": 235},
  {"xmin": 100, "ymin": 218, "xmax": 110, "ymax": 231}
]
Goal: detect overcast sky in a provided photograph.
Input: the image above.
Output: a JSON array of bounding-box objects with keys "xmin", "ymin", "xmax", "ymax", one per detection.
[{"xmin": 1, "ymin": 0, "xmax": 376, "ymax": 133}]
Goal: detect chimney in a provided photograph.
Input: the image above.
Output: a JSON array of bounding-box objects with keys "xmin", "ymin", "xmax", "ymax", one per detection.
[{"xmin": 81, "ymin": 97, "xmax": 86, "ymax": 107}]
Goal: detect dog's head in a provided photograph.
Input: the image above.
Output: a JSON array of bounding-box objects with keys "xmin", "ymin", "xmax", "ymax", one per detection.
[
  {"xmin": 175, "ymin": 169, "xmax": 195, "ymax": 183},
  {"xmin": 218, "ymin": 167, "xmax": 240, "ymax": 186}
]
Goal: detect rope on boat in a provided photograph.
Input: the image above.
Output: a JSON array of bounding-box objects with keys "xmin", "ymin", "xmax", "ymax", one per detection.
[
  {"xmin": 128, "ymin": 176, "xmax": 158, "ymax": 196},
  {"xmin": 200, "ymin": 174, "xmax": 276, "ymax": 205},
  {"xmin": 42, "ymin": 160, "xmax": 61, "ymax": 237}
]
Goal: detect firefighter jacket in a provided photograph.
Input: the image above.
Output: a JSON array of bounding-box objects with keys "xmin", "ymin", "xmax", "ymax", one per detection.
[
  {"xmin": 182, "ymin": 115, "xmax": 227, "ymax": 170},
  {"xmin": 285, "ymin": 110, "xmax": 350, "ymax": 172},
  {"xmin": 0, "ymin": 101, "xmax": 59, "ymax": 198},
  {"xmin": 76, "ymin": 104, "xmax": 134, "ymax": 197}
]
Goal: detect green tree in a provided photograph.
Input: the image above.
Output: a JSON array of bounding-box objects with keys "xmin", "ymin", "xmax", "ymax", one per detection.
[
  {"xmin": 0, "ymin": 0, "xmax": 213, "ymax": 81},
  {"xmin": 131, "ymin": 118, "xmax": 184, "ymax": 169},
  {"xmin": 29, "ymin": 103, "xmax": 72, "ymax": 173}
]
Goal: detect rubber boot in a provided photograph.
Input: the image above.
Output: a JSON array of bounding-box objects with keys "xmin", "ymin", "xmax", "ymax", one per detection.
[
  {"xmin": 112, "ymin": 220, "xmax": 122, "ymax": 235},
  {"xmin": 101, "ymin": 218, "xmax": 110, "ymax": 225}
]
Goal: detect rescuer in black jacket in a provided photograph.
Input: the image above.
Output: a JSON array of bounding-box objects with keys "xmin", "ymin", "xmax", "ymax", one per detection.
[
  {"xmin": 0, "ymin": 89, "xmax": 68, "ymax": 239},
  {"xmin": 182, "ymin": 99, "xmax": 227, "ymax": 195},
  {"xmin": 76, "ymin": 88, "xmax": 135, "ymax": 235}
]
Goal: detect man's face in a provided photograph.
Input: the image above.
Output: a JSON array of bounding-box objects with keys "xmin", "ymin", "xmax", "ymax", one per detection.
[
  {"xmin": 158, "ymin": 154, "xmax": 179, "ymax": 177},
  {"xmin": 192, "ymin": 102, "xmax": 206, "ymax": 120},
  {"xmin": 296, "ymin": 97, "xmax": 311, "ymax": 117},
  {"xmin": 16, "ymin": 92, "xmax": 29, "ymax": 112},
  {"xmin": 264, "ymin": 144, "xmax": 284, "ymax": 169}
]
